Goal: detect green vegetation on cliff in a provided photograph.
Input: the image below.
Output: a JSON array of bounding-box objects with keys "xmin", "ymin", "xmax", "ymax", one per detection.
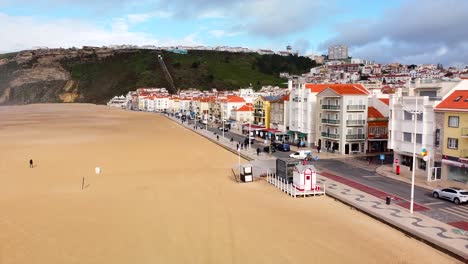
[
  {"xmin": 62, "ymin": 50, "xmax": 315, "ymax": 103},
  {"xmin": 0, "ymin": 49, "xmax": 315, "ymax": 105}
]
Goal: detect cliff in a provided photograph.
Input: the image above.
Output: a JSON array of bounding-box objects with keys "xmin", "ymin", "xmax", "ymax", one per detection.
[{"xmin": 0, "ymin": 48, "xmax": 315, "ymax": 105}]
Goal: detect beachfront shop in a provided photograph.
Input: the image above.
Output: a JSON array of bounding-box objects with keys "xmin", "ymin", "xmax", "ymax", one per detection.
[
  {"xmin": 242, "ymin": 124, "xmax": 265, "ymax": 136},
  {"xmin": 287, "ymin": 131, "xmax": 308, "ymax": 146},
  {"xmin": 441, "ymin": 157, "xmax": 468, "ymax": 183}
]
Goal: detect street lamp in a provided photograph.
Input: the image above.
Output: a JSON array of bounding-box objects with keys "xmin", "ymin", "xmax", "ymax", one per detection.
[{"xmin": 401, "ymin": 97, "xmax": 423, "ymax": 214}]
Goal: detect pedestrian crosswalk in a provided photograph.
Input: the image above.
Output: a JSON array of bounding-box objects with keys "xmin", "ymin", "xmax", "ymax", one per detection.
[{"xmin": 440, "ymin": 205, "xmax": 468, "ymax": 220}]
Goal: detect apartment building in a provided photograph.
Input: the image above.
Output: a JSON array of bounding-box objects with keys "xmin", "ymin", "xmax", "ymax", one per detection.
[
  {"xmin": 434, "ymin": 90, "xmax": 468, "ymax": 183},
  {"xmin": 389, "ymin": 80, "xmax": 468, "ymax": 181},
  {"xmin": 316, "ymin": 84, "xmax": 369, "ymax": 154}
]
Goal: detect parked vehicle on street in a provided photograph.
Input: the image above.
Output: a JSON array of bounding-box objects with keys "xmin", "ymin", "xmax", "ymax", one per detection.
[
  {"xmin": 273, "ymin": 143, "xmax": 290, "ymax": 152},
  {"xmin": 289, "ymin": 150, "xmax": 312, "ymax": 160},
  {"xmin": 218, "ymin": 126, "xmax": 229, "ymax": 132},
  {"xmin": 432, "ymin": 187, "xmax": 468, "ymax": 205}
]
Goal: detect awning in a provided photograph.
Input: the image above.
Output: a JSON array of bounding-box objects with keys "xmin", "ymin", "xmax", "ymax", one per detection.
[
  {"xmin": 442, "ymin": 159, "xmax": 468, "ymax": 168},
  {"xmin": 287, "ymin": 131, "xmax": 295, "ymax": 135}
]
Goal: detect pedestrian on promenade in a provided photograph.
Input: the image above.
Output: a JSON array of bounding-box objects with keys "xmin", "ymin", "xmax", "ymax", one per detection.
[
  {"xmin": 236, "ymin": 143, "xmax": 239, "ymax": 150},
  {"xmin": 217, "ymin": 135, "xmax": 219, "ymax": 141},
  {"xmin": 29, "ymin": 159, "xmax": 34, "ymax": 168},
  {"xmin": 230, "ymin": 137, "xmax": 234, "ymax": 142},
  {"xmin": 257, "ymin": 148, "xmax": 260, "ymax": 156},
  {"xmin": 317, "ymin": 145, "xmax": 321, "ymax": 153}
]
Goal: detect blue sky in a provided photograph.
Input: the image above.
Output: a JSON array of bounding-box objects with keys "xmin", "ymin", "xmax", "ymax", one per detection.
[{"xmin": 0, "ymin": 0, "xmax": 467, "ymax": 66}]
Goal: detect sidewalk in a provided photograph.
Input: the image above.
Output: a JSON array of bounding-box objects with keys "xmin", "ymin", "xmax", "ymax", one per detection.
[
  {"xmin": 317, "ymin": 173, "xmax": 468, "ymax": 262},
  {"xmin": 376, "ymin": 164, "xmax": 468, "ymax": 191},
  {"xmin": 163, "ymin": 115, "xmax": 275, "ymax": 162}
]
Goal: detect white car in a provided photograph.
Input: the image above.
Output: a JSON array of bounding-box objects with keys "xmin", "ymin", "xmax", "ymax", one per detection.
[
  {"xmin": 289, "ymin": 150, "xmax": 312, "ymax": 160},
  {"xmin": 432, "ymin": 187, "xmax": 468, "ymax": 205}
]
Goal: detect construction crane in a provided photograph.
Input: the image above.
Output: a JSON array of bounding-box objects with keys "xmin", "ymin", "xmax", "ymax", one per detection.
[{"xmin": 157, "ymin": 55, "xmax": 178, "ymax": 94}]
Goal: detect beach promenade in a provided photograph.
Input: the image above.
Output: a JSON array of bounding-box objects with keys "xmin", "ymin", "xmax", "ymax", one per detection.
[
  {"xmin": 165, "ymin": 113, "xmax": 468, "ymax": 262},
  {"xmin": 0, "ymin": 104, "xmax": 463, "ymax": 264}
]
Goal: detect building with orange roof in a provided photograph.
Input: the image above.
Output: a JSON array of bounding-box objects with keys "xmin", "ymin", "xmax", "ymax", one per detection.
[
  {"xmin": 315, "ymin": 84, "xmax": 370, "ymax": 154},
  {"xmin": 434, "ymin": 90, "xmax": 468, "ymax": 183},
  {"xmin": 230, "ymin": 103, "xmax": 254, "ymax": 123},
  {"xmin": 367, "ymin": 107, "xmax": 389, "ymax": 153},
  {"xmin": 388, "ymin": 80, "xmax": 468, "ymax": 182},
  {"xmin": 287, "ymin": 77, "xmax": 370, "ymax": 149}
]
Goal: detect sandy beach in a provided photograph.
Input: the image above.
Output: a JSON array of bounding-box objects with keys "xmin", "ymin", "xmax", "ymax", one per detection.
[{"xmin": 0, "ymin": 104, "xmax": 460, "ymax": 264}]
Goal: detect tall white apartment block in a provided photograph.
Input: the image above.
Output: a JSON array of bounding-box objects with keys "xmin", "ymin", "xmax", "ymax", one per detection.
[{"xmin": 328, "ymin": 45, "xmax": 348, "ymax": 60}]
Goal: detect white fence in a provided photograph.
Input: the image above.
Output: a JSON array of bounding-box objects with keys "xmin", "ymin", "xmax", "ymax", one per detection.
[{"xmin": 266, "ymin": 171, "xmax": 326, "ymax": 198}]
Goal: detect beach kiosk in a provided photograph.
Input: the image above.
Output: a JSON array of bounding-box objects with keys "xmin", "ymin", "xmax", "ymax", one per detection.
[
  {"xmin": 240, "ymin": 164, "xmax": 253, "ymax": 182},
  {"xmin": 292, "ymin": 164, "xmax": 318, "ymax": 191}
]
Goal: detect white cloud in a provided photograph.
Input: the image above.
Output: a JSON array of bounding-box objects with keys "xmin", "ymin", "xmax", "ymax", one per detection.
[
  {"xmin": 0, "ymin": 13, "xmax": 200, "ymax": 52},
  {"xmin": 208, "ymin": 29, "xmax": 242, "ymax": 38}
]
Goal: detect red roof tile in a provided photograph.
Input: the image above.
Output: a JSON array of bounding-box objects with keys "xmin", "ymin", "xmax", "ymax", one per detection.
[
  {"xmin": 378, "ymin": 98, "xmax": 390, "ymax": 105},
  {"xmin": 310, "ymin": 84, "xmax": 369, "ymax": 95},
  {"xmin": 220, "ymin": 95, "xmax": 245, "ymax": 103},
  {"xmin": 236, "ymin": 104, "xmax": 254, "ymax": 112},
  {"xmin": 435, "ymin": 90, "xmax": 468, "ymax": 110},
  {"xmin": 368, "ymin": 107, "xmax": 384, "ymax": 118}
]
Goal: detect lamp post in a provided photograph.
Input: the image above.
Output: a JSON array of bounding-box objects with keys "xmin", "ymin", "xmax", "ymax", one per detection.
[{"xmin": 401, "ymin": 97, "xmax": 423, "ymax": 214}]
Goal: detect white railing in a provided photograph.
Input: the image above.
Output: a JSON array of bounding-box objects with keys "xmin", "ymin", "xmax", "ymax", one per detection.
[{"xmin": 266, "ymin": 172, "xmax": 326, "ymax": 198}]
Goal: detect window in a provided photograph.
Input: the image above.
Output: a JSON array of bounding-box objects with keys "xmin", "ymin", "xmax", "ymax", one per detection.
[
  {"xmin": 448, "ymin": 116, "xmax": 459, "ymax": 127},
  {"xmin": 416, "ymin": 134, "xmax": 422, "ymax": 144},
  {"xmin": 447, "ymin": 138, "xmax": 458, "ymax": 149},
  {"xmin": 403, "ymin": 132, "xmax": 412, "ymax": 142},
  {"xmin": 404, "ymin": 111, "xmax": 412, "ymax": 120},
  {"xmin": 417, "ymin": 113, "xmax": 423, "ymax": 121}
]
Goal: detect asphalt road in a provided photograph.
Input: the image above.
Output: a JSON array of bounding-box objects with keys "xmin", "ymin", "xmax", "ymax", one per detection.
[{"xmin": 315, "ymin": 159, "xmax": 468, "ymax": 225}]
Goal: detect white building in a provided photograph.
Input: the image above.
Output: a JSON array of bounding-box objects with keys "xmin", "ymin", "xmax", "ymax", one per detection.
[
  {"xmin": 316, "ymin": 84, "xmax": 370, "ymax": 154},
  {"xmin": 328, "ymin": 45, "xmax": 348, "ymax": 60},
  {"xmin": 230, "ymin": 104, "xmax": 253, "ymax": 123},
  {"xmin": 107, "ymin": 95, "xmax": 127, "ymax": 108},
  {"xmin": 388, "ymin": 80, "xmax": 468, "ymax": 181}
]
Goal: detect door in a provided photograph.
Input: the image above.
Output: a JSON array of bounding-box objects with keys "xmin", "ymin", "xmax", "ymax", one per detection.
[{"xmin": 345, "ymin": 144, "xmax": 349, "ymax": 154}]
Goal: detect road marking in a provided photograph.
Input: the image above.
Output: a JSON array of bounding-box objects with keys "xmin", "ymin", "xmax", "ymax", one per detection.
[
  {"xmin": 362, "ymin": 175, "xmax": 382, "ymax": 178},
  {"xmin": 440, "ymin": 207, "xmax": 468, "ymax": 219},
  {"xmin": 424, "ymin": 201, "xmax": 446, "ymax": 206}
]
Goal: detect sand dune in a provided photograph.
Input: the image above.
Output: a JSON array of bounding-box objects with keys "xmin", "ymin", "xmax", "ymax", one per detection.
[{"xmin": 0, "ymin": 104, "xmax": 460, "ymax": 263}]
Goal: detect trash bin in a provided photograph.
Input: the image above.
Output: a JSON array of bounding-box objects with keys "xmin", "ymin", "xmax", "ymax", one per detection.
[{"xmin": 386, "ymin": 196, "xmax": 391, "ymax": 205}]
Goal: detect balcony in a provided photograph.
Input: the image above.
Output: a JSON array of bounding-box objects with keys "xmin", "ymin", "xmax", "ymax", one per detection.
[
  {"xmin": 346, "ymin": 120, "xmax": 366, "ymax": 126},
  {"xmin": 322, "ymin": 105, "xmax": 340, "ymax": 111},
  {"xmin": 462, "ymin": 128, "xmax": 468, "ymax": 138},
  {"xmin": 321, "ymin": 132, "xmax": 340, "ymax": 139},
  {"xmin": 346, "ymin": 134, "xmax": 366, "ymax": 140},
  {"xmin": 368, "ymin": 133, "xmax": 388, "ymax": 139},
  {"xmin": 346, "ymin": 105, "xmax": 366, "ymax": 111},
  {"xmin": 321, "ymin": 119, "xmax": 340, "ymax": 125}
]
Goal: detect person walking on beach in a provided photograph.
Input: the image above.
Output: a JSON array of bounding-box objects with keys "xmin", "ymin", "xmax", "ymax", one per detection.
[
  {"xmin": 29, "ymin": 159, "xmax": 33, "ymax": 168},
  {"xmin": 256, "ymin": 148, "xmax": 260, "ymax": 156}
]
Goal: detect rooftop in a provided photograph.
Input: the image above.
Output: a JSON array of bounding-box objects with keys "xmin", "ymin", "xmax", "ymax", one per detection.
[{"xmin": 435, "ymin": 90, "xmax": 468, "ymax": 110}]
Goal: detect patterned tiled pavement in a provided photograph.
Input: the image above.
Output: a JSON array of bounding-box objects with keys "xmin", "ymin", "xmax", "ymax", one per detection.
[{"xmin": 317, "ymin": 174, "xmax": 468, "ymax": 262}]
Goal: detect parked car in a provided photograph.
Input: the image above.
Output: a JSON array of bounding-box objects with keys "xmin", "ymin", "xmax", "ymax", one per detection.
[
  {"xmin": 432, "ymin": 187, "xmax": 468, "ymax": 205},
  {"xmin": 289, "ymin": 150, "xmax": 312, "ymax": 160},
  {"xmin": 273, "ymin": 143, "xmax": 290, "ymax": 152},
  {"xmin": 218, "ymin": 126, "xmax": 229, "ymax": 132},
  {"xmin": 263, "ymin": 145, "xmax": 276, "ymax": 153}
]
